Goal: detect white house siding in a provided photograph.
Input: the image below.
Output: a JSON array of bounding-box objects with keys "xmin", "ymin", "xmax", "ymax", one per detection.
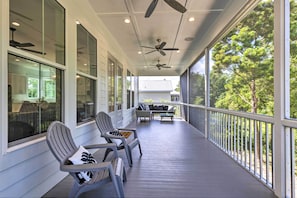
[
  {"xmin": 139, "ymin": 92, "xmax": 171, "ymax": 103},
  {"xmin": 0, "ymin": 0, "xmax": 136, "ymax": 197}
]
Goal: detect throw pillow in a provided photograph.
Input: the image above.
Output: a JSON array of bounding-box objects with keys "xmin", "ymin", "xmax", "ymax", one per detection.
[{"xmin": 68, "ymin": 145, "xmax": 97, "ymax": 184}]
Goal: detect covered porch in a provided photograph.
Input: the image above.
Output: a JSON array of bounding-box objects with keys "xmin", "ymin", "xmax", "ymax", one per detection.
[{"xmin": 43, "ymin": 117, "xmax": 276, "ymax": 198}]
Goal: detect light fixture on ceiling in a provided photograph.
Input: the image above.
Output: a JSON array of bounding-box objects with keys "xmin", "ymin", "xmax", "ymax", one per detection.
[
  {"xmin": 138, "ymin": 51, "xmax": 142, "ymax": 54},
  {"xmin": 124, "ymin": 18, "xmax": 130, "ymax": 24},
  {"xmin": 12, "ymin": 21, "xmax": 20, "ymax": 26},
  {"xmin": 188, "ymin": 17, "xmax": 195, "ymax": 22},
  {"xmin": 185, "ymin": 37, "xmax": 194, "ymax": 41},
  {"xmin": 176, "ymin": 50, "xmax": 180, "ymax": 53}
]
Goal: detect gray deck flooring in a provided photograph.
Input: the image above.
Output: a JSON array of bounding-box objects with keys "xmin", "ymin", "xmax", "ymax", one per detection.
[{"xmin": 43, "ymin": 118, "xmax": 277, "ymax": 198}]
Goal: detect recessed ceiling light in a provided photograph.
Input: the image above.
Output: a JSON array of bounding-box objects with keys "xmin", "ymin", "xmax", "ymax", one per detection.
[
  {"xmin": 138, "ymin": 51, "xmax": 142, "ymax": 54},
  {"xmin": 188, "ymin": 17, "xmax": 195, "ymax": 22},
  {"xmin": 177, "ymin": 50, "xmax": 180, "ymax": 53},
  {"xmin": 12, "ymin": 22, "xmax": 20, "ymax": 26},
  {"xmin": 185, "ymin": 37, "xmax": 194, "ymax": 41},
  {"xmin": 124, "ymin": 18, "xmax": 130, "ymax": 24}
]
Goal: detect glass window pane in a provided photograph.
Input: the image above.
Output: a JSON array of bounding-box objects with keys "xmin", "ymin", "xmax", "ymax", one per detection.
[
  {"xmin": 44, "ymin": 0, "xmax": 65, "ymax": 64},
  {"xmin": 77, "ymin": 76, "xmax": 96, "ymax": 123},
  {"xmin": 9, "ymin": 0, "xmax": 42, "ymax": 55},
  {"xmin": 77, "ymin": 24, "xmax": 97, "ymax": 76},
  {"xmin": 117, "ymin": 66, "xmax": 123, "ymax": 110},
  {"xmin": 9, "ymin": 0, "xmax": 65, "ymax": 65},
  {"xmin": 108, "ymin": 58, "xmax": 115, "ymax": 112},
  {"xmin": 127, "ymin": 70, "xmax": 131, "ymax": 109},
  {"xmin": 8, "ymin": 54, "xmax": 62, "ymax": 146}
]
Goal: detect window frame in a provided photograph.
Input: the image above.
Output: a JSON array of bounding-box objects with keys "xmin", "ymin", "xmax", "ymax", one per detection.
[{"xmin": 76, "ymin": 24, "xmax": 97, "ymax": 125}]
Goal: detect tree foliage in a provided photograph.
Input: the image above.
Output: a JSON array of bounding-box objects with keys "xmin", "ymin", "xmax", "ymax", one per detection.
[{"xmin": 210, "ymin": 0, "xmax": 274, "ymax": 115}]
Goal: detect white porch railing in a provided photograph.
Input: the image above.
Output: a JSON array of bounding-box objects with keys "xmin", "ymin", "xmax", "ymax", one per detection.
[{"xmin": 208, "ymin": 109, "xmax": 274, "ymax": 189}]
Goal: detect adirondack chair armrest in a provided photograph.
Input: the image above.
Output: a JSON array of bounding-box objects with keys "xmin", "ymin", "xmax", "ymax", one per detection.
[
  {"xmin": 84, "ymin": 143, "xmax": 119, "ymax": 158},
  {"xmin": 103, "ymin": 132, "xmax": 126, "ymax": 141},
  {"xmin": 84, "ymin": 143, "xmax": 117, "ymax": 150},
  {"xmin": 118, "ymin": 128, "xmax": 138, "ymax": 138},
  {"xmin": 61, "ymin": 161, "xmax": 112, "ymax": 173},
  {"xmin": 117, "ymin": 128, "xmax": 136, "ymax": 132}
]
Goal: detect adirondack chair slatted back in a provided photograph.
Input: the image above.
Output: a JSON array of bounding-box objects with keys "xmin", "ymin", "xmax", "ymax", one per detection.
[
  {"xmin": 95, "ymin": 112, "xmax": 116, "ymax": 143},
  {"xmin": 46, "ymin": 121, "xmax": 77, "ymax": 163}
]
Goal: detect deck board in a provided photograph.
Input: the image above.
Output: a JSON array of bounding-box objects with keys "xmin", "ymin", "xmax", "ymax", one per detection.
[{"xmin": 43, "ymin": 119, "xmax": 277, "ymax": 198}]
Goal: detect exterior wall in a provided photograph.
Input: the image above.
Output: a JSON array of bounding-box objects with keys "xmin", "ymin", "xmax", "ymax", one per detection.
[
  {"xmin": 0, "ymin": 0, "xmax": 136, "ymax": 197},
  {"xmin": 139, "ymin": 92, "xmax": 171, "ymax": 103}
]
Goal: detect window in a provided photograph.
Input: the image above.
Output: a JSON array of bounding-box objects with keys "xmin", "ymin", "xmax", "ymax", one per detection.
[
  {"xmin": 9, "ymin": 0, "xmax": 65, "ymax": 65},
  {"xmin": 108, "ymin": 55, "xmax": 123, "ymax": 112},
  {"xmin": 127, "ymin": 70, "xmax": 131, "ymax": 109},
  {"xmin": 117, "ymin": 66, "xmax": 123, "ymax": 110},
  {"xmin": 77, "ymin": 25, "xmax": 97, "ymax": 76},
  {"xmin": 108, "ymin": 58, "xmax": 115, "ymax": 112},
  {"xmin": 8, "ymin": 54, "xmax": 62, "ymax": 146},
  {"xmin": 76, "ymin": 24, "xmax": 97, "ymax": 124},
  {"xmin": 131, "ymin": 74, "xmax": 135, "ymax": 108}
]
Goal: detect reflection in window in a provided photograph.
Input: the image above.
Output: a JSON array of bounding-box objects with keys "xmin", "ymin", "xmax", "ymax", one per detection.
[
  {"xmin": 27, "ymin": 78, "xmax": 39, "ymax": 98},
  {"xmin": 76, "ymin": 24, "xmax": 97, "ymax": 124},
  {"xmin": 189, "ymin": 56, "xmax": 205, "ymax": 105},
  {"xmin": 117, "ymin": 66, "xmax": 123, "ymax": 110},
  {"xmin": 108, "ymin": 58, "xmax": 115, "ymax": 112},
  {"xmin": 77, "ymin": 24, "xmax": 97, "ymax": 76},
  {"xmin": 127, "ymin": 70, "xmax": 131, "ymax": 109},
  {"xmin": 77, "ymin": 76, "xmax": 96, "ymax": 123},
  {"xmin": 9, "ymin": 0, "xmax": 65, "ymax": 64},
  {"xmin": 8, "ymin": 54, "xmax": 62, "ymax": 146},
  {"xmin": 131, "ymin": 75, "xmax": 135, "ymax": 108},
  {"xmin": 108, "ymin": 56, "xmax": 123, "ymax": 112}
]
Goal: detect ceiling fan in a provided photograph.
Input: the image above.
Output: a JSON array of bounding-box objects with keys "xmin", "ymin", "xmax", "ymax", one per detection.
[
  {"xmin": 10, "ymin": 27, "xmax": 45, "ymax": 55},
  {"xmin": 145, "ymin": 0, "xmax": 187, "ymax": 18},
  {"xmin": 141, "ymin": 38, "xmax": 179, "ymax": 56},
  {"xmin": 153, "ymin": 59, "xmax": 171, "ymax": 70}
]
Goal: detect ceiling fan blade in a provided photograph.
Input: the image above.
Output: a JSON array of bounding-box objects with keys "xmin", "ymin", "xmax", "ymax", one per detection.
[
  {"xmin": 159, "ymin": 50, "xmax": 166, "ymax": 56},
  {"xmin": 145, "ymin": 50, "xmax": 157, "ymax": 54},
  {"xmin": 141, "ymin": 45, "xmax": 156, "ymax": 49},
  {"xmin": 18, "ymin": 42, "xmax": 34, "ymax": 47},
  {"xmin": 145, "ymin": 0, "xmax": 159, "ymax": 18},
  {"xmin": 164, "ymin": 0, "xmax": 187, "ymax": 13},
  {"xmin": 163, "ymin": 47, "xmax": 179, "ymax": 51},
  {"xmin": 162, "ymin": 66, "xmax": 171, "ymax": 68},
  {"xmin": 159, "ymin": 41, "xmax": 166, "ymax": 49}
]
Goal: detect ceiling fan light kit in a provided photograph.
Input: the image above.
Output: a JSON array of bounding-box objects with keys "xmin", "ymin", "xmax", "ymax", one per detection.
[{"xmin": 141, "ymin": 38, "xmax": 179, "ymax": 56}]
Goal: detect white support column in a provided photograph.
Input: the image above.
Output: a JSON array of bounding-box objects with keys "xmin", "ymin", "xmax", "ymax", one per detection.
[
  {"xmin": 274, "ymin": 0, "xmax": 289, "ymax": 197},
  {"xmin": 187, "ymin": 68, "xmax": 190, "ymax": 122},
  {"xmin": 1, "ymin": 0, "xmax": 9, "ymax": 154}
]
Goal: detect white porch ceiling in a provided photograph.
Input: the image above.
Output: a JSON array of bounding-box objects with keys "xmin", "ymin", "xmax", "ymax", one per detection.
[{"xmin": 87, "ymin": 0, "xmax": 249, "ymax": 76}]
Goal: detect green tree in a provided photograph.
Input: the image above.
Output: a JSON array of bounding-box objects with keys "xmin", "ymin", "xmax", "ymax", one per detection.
[
  {"xmin": 212, "ymin": 0, "xmax": 274, "ymax": 115},
  {"xmin": 190, "ymin": 72, "xmax": 205, "ymax": 105}
]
